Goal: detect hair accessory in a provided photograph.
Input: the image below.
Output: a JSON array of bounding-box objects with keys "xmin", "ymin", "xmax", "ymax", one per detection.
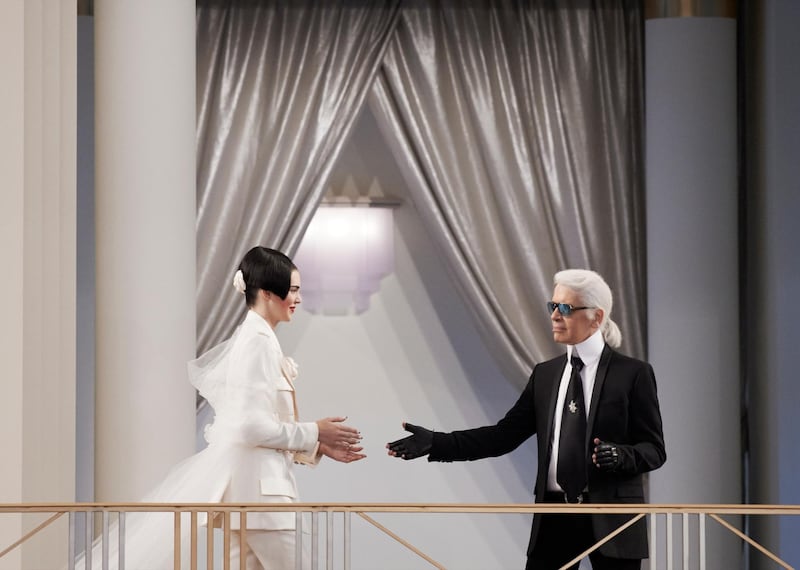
[{"xmin": 232, "ymin": 270, "xmax": 246, "ymax": 295}]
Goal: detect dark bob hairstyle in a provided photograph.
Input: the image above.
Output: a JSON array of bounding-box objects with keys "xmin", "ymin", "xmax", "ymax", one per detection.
[{"xmin": 237, "ymin": 246, "xmax": 296, "ymax": 307}]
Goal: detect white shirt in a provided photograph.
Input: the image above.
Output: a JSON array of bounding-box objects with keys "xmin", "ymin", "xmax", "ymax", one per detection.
[{"xmin": 546, "ymin": 328, "xmax": 605, "ymax": 492}]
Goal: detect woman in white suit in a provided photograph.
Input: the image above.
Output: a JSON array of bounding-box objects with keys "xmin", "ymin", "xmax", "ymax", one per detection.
[
  {"xmin": 196, "ymin": 246, "xmax": 366, "ymax": 568},
  {"xmin": 76, "ymin": 247, "xmax": 365, "ymax": 570}
]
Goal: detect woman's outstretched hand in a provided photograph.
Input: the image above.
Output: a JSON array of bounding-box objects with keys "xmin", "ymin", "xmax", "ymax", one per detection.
[
  {"xmin": 320, "ymin": 442, "xmax": 366, "ymax": 463},
  {"xmin": 316, "ymin": 416, "xmax": 362, "ymax": 449}
]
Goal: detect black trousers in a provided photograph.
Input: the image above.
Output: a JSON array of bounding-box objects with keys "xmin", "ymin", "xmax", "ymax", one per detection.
[{"xmin": 526, "ymin": 510, "xmax": 642, "ymax": 570}]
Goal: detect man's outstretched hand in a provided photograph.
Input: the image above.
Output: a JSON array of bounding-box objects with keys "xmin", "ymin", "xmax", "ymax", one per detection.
[{"xmin": 386, "ymin": 422, "xmax": 433, "ymax": 460}]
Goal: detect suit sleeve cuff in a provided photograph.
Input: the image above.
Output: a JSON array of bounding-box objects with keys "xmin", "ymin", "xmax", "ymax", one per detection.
[
  {"xmin": 294, "ymin": 442, "xmax": 322, "ymax": 466},
  {"xmin": 427, "ymin": 432, "xmax": 451, "ymax": 462}
]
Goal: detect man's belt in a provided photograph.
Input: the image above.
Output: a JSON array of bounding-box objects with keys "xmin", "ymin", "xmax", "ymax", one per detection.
[{"xmin": 543, "ymin": 491, "xmax": 587, "ymax": 504}]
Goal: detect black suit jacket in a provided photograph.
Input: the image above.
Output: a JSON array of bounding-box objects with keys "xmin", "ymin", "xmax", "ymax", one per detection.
[{"xmin": 428, "ymin": 344, "xmax": 666, "ymax": 559}]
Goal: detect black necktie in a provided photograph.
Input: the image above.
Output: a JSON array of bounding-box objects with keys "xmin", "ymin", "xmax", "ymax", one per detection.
[{"xmin": 557, "ymin": 355, "xmax": 586, "ymax": 502}]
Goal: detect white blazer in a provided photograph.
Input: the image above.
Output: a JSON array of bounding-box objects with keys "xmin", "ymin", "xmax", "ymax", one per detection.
[{"xmin": 207, "ymin": 310, "xmax": 320, "ymax": 530}]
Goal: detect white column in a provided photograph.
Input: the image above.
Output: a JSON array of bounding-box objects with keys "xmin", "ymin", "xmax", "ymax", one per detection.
[
  {"xmin": 94, "ymin": 0, "xmax": 196, "ymax": 502},
  {"xmin": 644, "ymin": 6, "xmax": 739, "ymax": 569},
  {"xmin": 0, "ymin": 1, "xmax": 76, "ymax": 569}
]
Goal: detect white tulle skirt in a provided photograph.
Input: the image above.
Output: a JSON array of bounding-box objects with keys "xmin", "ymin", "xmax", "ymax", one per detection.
[{"xmin": 72, "ymin": 443, "xmax": 249, "ymax": 570}]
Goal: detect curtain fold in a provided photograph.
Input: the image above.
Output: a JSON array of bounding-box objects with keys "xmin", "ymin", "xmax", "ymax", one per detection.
[
  {"xmin": 195, "ymin": 0, "xmax": 401, "ymax": 353},
  {"xmin": 369, "ymin": 0, "xmax": 646, "ymax": 385},
  {"xmin": 195, "ymin": 0, "xmax": 646, "ymax": 389}
]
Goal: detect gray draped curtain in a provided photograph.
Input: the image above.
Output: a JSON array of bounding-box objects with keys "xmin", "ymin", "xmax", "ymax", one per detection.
[
  {"xmin": 370, "ymin": 0, "xmax": 647, "ymax": 384},
  {"xmin": 196, "ymin": 0, "xmax": 401, "ymax": 353},
  {"xmin": 195, "ymin": 0, "xmax": 646, "ymax": 388}
]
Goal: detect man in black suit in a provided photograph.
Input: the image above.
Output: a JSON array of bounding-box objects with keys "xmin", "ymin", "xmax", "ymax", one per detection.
[{"xmin": 387, "ymin": 269, "xmax": 666, "ymax": 569}]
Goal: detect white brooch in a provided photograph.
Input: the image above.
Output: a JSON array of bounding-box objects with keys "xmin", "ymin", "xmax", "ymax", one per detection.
[{"xmin": 568, "ymin": 400, "xmax": 578, "ymax": 414}]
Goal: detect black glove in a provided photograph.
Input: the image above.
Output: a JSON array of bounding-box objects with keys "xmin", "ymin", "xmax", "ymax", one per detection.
[
  {"xmin": 593, "ymin": 439, "xmax": 621, "ymax": 471},
  {"xmin": 386, "ymin": 422, "xmax": 433, "ymax": 460}
]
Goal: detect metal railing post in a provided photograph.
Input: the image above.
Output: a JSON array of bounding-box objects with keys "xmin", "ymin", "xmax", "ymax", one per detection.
[
  {"xmin": 699, "ymin": 513, "xmax": 706, "ymax": 570},
  {"xmin": 84, "ymin": 510, "xmax": 92, "ymax": 570},
  {"xmin": 649, "ymin": 512, "xmax": 657, "ymax": 570},
  {"xmin": 682, "ymin": 512, "xmax": 689, "ymax": 569},
  {"xmin": 666, "ymin": 512, "xmax": 673, "ymax": 570},
  {"xmin": 102, "ymin": 510, "xmax": 110, "ymax": 570},
  {"xmin": 326, "ymin": 510, "xmax": 333, "ymax": 570},
  {"xmin": 119, "ymin": 511, "xmax": 126, "ymax": 570},
  {"xmin": 295, "ymin": 511, "xmax": 303, "ymax": 570},
  {"xmin": 311, "ymin": 511, "xmax": 319, "ymax": 570},
  {"xmin": 68, "ymin": 511, "xmax": 76, "ymax": 570},
  {"xmin": 344, "ymin": 511, "xmax": 351, "ymax": 570}
]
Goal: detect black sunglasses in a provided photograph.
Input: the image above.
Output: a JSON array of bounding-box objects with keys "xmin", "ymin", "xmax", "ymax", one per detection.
[{"xmin": 547, "ymin": 302, "xmax": 594, "ymax": 316}]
